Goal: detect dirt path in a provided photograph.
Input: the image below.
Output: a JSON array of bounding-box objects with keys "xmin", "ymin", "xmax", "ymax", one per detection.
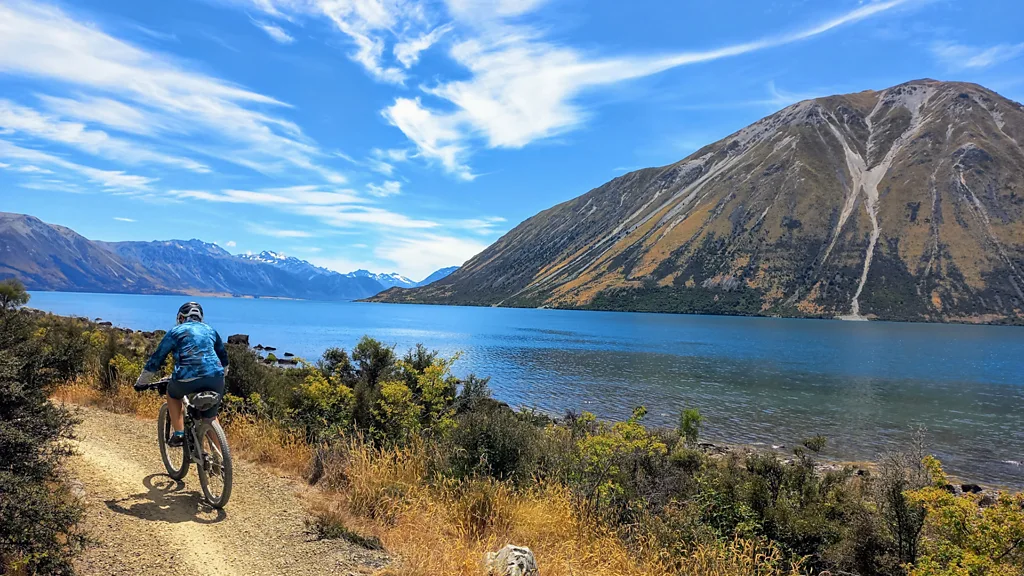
[{"xmin": 68, "ymin": 405, "xmax": 389, "ymax": 576}]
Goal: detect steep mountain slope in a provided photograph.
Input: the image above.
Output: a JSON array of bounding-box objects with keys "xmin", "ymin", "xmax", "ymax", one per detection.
[
  {"xmin": 0, "ymin": 213, "xmax": 161, "ymax": 293},
  {"xmin": 417, "ymin": 266, "xmax": 459, "ymax": 286},
  {"xmin": 370, "ymin": 80, "xmax": 1024, "ymax": 324},
  {"xmin": 0, "ymin": 213, "xmax": 385, "ymax": 300}
]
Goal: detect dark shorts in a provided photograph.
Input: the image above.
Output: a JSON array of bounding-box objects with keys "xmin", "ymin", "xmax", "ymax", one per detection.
[{"xmin": 168, "ymin": 374, "xmax": 224, "ymax": 419}]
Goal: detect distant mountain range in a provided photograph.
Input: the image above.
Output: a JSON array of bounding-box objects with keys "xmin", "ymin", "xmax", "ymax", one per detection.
[
  {"xmin": 0, "ymin": 212, "xmax": 458, "ymax": 300},
  {"xmin": 369, "ymin": 80, "xmax": 1024, "ymax": 324}
]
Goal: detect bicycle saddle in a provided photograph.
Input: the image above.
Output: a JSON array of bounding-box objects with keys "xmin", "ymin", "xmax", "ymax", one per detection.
[{"xmin": 187, "ymin": 391, "xmax": 222, "ymax": 412}]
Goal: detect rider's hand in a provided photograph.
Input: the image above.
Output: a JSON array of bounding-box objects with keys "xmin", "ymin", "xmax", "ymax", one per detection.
[{"xmin": 134, "ymin": 369, "xmax": 157, "ymax": 391}]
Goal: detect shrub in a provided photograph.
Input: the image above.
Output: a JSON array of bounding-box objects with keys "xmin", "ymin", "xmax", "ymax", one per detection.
[
  {"xmin": 908, "ymin": 457, "xmax": 1024, "ymax": 576},
  {"xmin": 0, "ymin": 282, "xmax": 86, "ymax": 575},
  {"xmin": 295, "ymin": 372, "xmax": 355, "ymax": 442},
  {"xmin": 679, "ymin": 407, "xmax": 703, "ymax": 447},
  {"xmin": 443, "ymin": 403, "xmax": 542, "ymax": 483}
]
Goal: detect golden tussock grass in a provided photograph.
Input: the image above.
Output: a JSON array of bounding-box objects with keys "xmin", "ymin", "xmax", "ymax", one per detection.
[
  {"xmin": 52, "ymin": 378, "xmax": 163, "ymax": 418},
  {"xmin": 222, "ymin": 415, "xmax": 313, "ymax": 477},
  {"xmin": 310, "ymin": 438, "xmax": 806, "ymax": 576}
]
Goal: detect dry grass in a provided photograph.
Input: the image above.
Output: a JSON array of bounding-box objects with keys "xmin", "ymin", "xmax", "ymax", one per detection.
[
  {"xmin": 223, "ymin": 415, "xmax": 313, "ymax": 477},
  {"xmin": 54, "ymin": 381, "xmax": 806, "ymax": 576},
  {"xmin": 52, "ymin": 378, "xmax": 163, "ymax": 418},
  {"xmin": 312, "ymin": 438, "xmax": 806, "ymax": 576}
]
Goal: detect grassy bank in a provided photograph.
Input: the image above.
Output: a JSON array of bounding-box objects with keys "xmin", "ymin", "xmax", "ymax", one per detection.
[{"xmin": 5, "ymin": 279, "xmax": 1023, "ymax": 576}]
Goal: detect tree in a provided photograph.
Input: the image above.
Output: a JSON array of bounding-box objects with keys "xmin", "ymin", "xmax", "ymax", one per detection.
[{"xmin": 0, "ymin": 278, "xmax": 29, "ymax": 311}]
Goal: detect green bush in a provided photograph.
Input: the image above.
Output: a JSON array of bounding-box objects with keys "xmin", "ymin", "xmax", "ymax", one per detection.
[{"xmin": 0, "ymin": 282, "xmax": 86, "ymax": 575}]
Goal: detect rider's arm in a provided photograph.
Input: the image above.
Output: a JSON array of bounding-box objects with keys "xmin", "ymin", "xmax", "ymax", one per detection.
[
  {"xmin": 136, "ymin": 330, "xmax": 175, "ymax": 388},
  {"xmin": 214, "ymin": 331, "xmax": 229, "ymax": 369}
]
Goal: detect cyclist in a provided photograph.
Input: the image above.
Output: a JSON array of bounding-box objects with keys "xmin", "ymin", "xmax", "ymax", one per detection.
[{"xmin": 134, "ymin": 302, "xmax": 229, "ymax": 447}]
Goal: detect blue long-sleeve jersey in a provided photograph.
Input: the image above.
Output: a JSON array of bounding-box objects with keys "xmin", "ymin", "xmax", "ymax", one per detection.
[{"xmin": 144, "ymin": 321, "xmax": 229, "ymax": 381}]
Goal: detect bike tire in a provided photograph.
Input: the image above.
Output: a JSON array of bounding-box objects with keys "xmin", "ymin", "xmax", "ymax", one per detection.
[
  {"xmin": 197, "ymin": 419, "xmax": 233, "ymax": 509},
  {"xmin": 158, "ymin": 403, "xmax": 189, "ymax": 480}
]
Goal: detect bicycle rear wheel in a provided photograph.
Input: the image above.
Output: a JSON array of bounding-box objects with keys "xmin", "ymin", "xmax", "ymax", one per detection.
[
  {"xmin": 158, "ymin": 403, "xmax": 189, "ymax": 480},
  {"xmin": 197, "ymin": 420, "xmax": 233, "ymax": 509}
]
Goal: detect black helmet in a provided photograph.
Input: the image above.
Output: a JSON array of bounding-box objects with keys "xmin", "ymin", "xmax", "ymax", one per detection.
[{"xmin": 176, "ymin": 301, "xmax": 204, "ymax": 324}]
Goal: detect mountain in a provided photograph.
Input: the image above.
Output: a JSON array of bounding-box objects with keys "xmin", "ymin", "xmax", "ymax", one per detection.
[
  {"xmin": 0, "ymin": 212, "xmax": 162, "ymax": 293},
  {"xmin": 0, "ymin": 214, "xmax": 385, "ymax": 300},
  {"xmin": 240, "ymin": 250, "xmax": 334, "ymax": 278},
  {"xmin": 345, "ymin": 269, "xmax": 417, "ymax": 289},
  {"xmin": 368, "ymin": 80, "xmax": 1024, "ymax": 324},
  {"xmin": 417, "ymin": 266, "xmax": 459, "ymax": 287}
]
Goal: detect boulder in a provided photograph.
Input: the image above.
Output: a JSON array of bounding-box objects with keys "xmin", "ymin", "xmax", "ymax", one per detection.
[
  {"xmin": 264, "ymin": 346, "xmax": 277, "ymax": 352},
  {"xmin": 284, "ymin": 352, "xmax": 294, "ymax": 357},
  {"xmin": 227, "ymin": 334, "xmax": 250, "ymax": 347},
  {"xmin": 97, "ymin": 321, "xmax": 113, "ymax": 327},
  {"xmin": 254, "ymin": 344, "xmax": 265, "ymax": 350},
  {"xmin": 961, "ymin": 483, "xmax": 983, "ymax": 494},
  {"xmin": 486, "ymin": 545, "xmax": 537, "ymax": 576}
]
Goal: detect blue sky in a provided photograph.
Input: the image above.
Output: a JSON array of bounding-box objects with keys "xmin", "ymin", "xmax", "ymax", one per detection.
[{"xmin": 1, "ymin": 0, "xmax": 1022, "ymax": 280}]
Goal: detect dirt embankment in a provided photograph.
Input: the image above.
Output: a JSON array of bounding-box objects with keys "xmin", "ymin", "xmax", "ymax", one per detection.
[{"xmin": 67, "ymin": 405, "xmax": 389, "ymax": 576}]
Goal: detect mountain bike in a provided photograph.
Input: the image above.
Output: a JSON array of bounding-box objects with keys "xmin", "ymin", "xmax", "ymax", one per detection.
[{"xmin": 138, "ymin": 379, "xmax": 233, "ymax": 508}]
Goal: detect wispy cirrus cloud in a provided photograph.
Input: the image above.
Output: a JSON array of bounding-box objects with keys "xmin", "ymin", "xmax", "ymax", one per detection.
[
  {"xmin": 113, "ymin": 216, "xmax": 136, "ymax": 222},
  {"xmin": 175, "ymin": 184, "xmax": 439, "ymax": 230},
  {"xmin": 0, "ymin": 99, "xmax": 210, "ymax": 173},
  {"xmin": 931, "ymin": 41, "xmax": 1024, "ymax": 70},
  {"xmin": 0, "ymin": 139, "xmax": 154, "ymax": 189},
  {"xmin": 379, "ymin": 0, "xmax": 912, "ymax": 178},
  {"xmin": 366, "ymin": 180, "xmax": 401, "ymax": 197},
  {"xmin": 251, "ymin": 19, "xmax": 295, "ymax": 44},
  {"xmin": 0, "ymin": 1, "xmax": 345, "ymax": 184}
]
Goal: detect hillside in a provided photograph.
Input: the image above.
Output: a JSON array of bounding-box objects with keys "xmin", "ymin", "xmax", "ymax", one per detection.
[{"xmin": 368, "ymin": 80, "xmax": 1024, "ymax": 324}]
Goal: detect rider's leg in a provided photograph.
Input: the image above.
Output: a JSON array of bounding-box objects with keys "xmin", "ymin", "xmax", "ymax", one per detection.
[{"xmin": 167, "ymin": 394, "xmax": 185, "ymax": 432}]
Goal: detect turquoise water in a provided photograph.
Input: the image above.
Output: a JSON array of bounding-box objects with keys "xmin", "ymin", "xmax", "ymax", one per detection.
[{"xmin": 28, "ymin": 291, "xmax": 1024, "ymax": 486}]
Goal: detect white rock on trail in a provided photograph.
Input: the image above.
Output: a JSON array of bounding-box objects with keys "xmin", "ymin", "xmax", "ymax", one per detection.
[{"xmin": 486, "ymin": 545, "xmax": 538, "ymax": 576}]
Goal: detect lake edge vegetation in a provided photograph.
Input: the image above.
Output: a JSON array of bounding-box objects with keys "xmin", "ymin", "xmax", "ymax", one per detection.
[{"xmin": 3, "ymin": 280, "xmax": 1022, "ymax": 576}]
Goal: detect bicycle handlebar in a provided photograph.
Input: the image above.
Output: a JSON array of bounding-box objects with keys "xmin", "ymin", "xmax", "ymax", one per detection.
[{"xmin": 134, "ymin": 378, "xmax": 171, "ymax": 393}]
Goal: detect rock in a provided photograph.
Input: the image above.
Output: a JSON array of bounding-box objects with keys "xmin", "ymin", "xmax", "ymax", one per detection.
[
  {"xmin": 277, "ymin": 358, "xmax": 298, "ymax": 366},
  {"xmin": 264, "ymin": 346, "xmax": 277, "ymax": 352},
  {"xmin": 227, "ymin": 334, "xmax": 250, "ymax": 347},
  {"xmin": 941, "ymin": 484, "xmax": 957, "ymax": 495},
  {"xmin": 97, "ymin": 321, "xmax": 113, "ymax": 327},
  {"xmin": 284, "ymin": 352, "xmax": 294, "ymax": 357},
  {"xmin": 254, "ymin": 344, "xmax": 265, "ymax": 350},
  {"xmin": 961, "ymin": 483, "xmax": 983, "ymax": 494},
  {"xmin": 486, "ymin": 545, "xmax": 537, "ymax": 576}
]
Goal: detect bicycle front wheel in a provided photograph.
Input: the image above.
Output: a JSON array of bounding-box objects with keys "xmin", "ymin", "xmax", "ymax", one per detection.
[
  {"xmin": 197, "ymin": 420, "xmax": 233, "ymax": 509},
  {"xmin": 158, "ymin": 403, "xmax": 189, "ymax": 480}
]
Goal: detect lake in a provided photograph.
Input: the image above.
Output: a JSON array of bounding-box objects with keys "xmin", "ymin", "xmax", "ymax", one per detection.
[{"xmin": 28, "ymin": 291, "xmax": 1024, "ymax": 487}]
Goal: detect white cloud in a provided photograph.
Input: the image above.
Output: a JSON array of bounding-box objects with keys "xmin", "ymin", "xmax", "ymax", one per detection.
[
  {"xmin": 175, "ymin": 185, "xmax": 438, "ymax": 230},
  {"xmin": 383, "ymin": 0, "xmax": 910, "ymax": 178},
  {"xmin": 113, "ymin": 216, "xmax": 135, "ymax": 222},
  {"xmin": 394, "ymin": 23, "xmax": 452, "ymax": 68},
  {"xmin": 0, "ymin": 99, "xmax": 210, "ymax": 172},
  {"xmin": 0, "ymin": 1, "xmax": 344, "ymax": 183},
  {"xmin": 374, "ymin": 233, "xmax": 487, "ymax": 279},
  {"xmin": 366, "ymin": 180, "xmax": 402, "ymax": 197},
  {"xmin": 382, "ymin": 98, "xmax": 473, "ymax": 179},
  {"xmin": 931, "ymin": 41, "xmax": 1024, "ymax": 70},
  {"xmin": 454, "ymin": 215, "xmax": 506, "ymax": 234},
  {"xmin": 252, "ymin": 19, "xmax": 295, "ymax": 44},
  {"xmin": 225, "ymin": 240, "xmax": 237, "ymax": 247},
  {"xmin": 37, "ymin": 95, "xmax": 162, "ymax": 135},
  {"xmin": 0, "ymin": 139, "xmax": 154, "ymax": 189}
]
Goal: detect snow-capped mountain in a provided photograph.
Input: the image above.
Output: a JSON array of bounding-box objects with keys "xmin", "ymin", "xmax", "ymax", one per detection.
[
  {"xmin": 345, "ymin": 269, "xmax": 417, "ymax": 289},
  {"xmin": 239, "ymin": 251, "xmax": 334, "ymax": 279}
]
